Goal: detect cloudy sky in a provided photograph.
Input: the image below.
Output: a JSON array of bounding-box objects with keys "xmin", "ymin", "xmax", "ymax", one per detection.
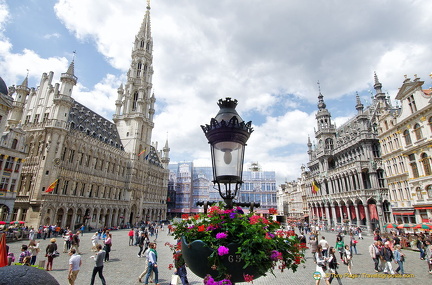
[{"xmin": 1, "ymin": 0, "xmax": 432, "ymax": 185}]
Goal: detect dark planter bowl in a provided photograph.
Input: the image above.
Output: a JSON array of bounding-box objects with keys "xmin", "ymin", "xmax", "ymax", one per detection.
[{"xmin": 181, "ymin": 236, "xmax": 263, "ymax": 283}]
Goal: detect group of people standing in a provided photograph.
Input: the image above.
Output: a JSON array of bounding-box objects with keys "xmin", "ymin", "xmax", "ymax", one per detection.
[{"xmin": 310, "ymin": 232, "xmax": 358, "ymax": 285}]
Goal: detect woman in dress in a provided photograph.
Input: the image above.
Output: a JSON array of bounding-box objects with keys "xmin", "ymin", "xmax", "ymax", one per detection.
[
  {"xmin": 45, "ymin": 238, "xmax": 57, "ymax": 271},
  {"xmin": 91, "ymin": 232, "xmax": 99, "ymax": 252},
  {"xmin": 335, "ymin": 236, "xmax": 345, "ymax": 260}
]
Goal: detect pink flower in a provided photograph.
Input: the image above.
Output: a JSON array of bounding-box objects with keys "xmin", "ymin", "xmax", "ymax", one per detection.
[
  {"xmin": 270, "ymin": 250, "xmax": 283, "ymax": 261},
  {"xmin": 216, "ymin": 232, "xmax": 228, "ymax": 239},
  {"xmin": 243, "ymin": 274, "xmax": 254, "ymax": 283},
  {"xmin": 217, "ymin": 246, "xmax": 229, "ymax": 256}
]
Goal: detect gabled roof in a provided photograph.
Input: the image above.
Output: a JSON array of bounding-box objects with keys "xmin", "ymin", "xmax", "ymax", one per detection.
[{"xmin": 68, "ymin": 101, "xmax": 124, "ymax": 149}]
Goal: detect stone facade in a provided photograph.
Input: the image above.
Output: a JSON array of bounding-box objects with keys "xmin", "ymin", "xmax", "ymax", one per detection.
[
  {"xmin": 377, "ymin": 74, "xmax": 432, "ymax": 224},
  {"xmin": 4, "ymin": 4, "xmax": 169, "ymax": 230},
  {"xmin": 304, "ymin": 75, "xmax": 391, "ymax": 233}
]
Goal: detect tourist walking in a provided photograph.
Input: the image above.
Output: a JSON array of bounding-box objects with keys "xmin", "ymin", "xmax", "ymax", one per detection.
[
  {"xmin": 368, "ymin": 241, "xmax": 380, "ymax": 272},
  {"xmin": 67, "ymin": 248, "xmax": 82, "ymax": 285},
  {"xmin": 91, "ymin": 232, "xmax": 99, "ymax": 252},
  {"xmin": 315, "ymin": 244, "xmax": 329, "ymax": 285},
  {"xmin": 309, "ymin": 236, "xmax": 318, "ymax": 263},
  {"xmin": 381, "ymin": 242, "xmax": 394, "ymax": 274},
  {"xmin": 103, "ymin": 233, "xmax": 112, "ymax": 262},
  {"xmin": 128, "ymin": 228, "xmax": 135, "ymax": 246},
  {"xmin": 319, "ymin": 236, "xmax": 330, "ymax": 257},
  {"xmin": 393, "ymin": 244, "xmax": 405, "ymax": 275},
  {"xmin": 143, "ymin": 242, "xmax": 160, "ymax": 285},
  {"xmin": 45, "ymin": 238, "xmax": 58, "ymax": 271},
  {"xmin": 138, "ymin": 246, "xmax": 154, "ymax": 283},
  {"xmin": 137, "ymin": 232, "xmax": 148, "ymax": 257},
  {"xmin": 349, "ymin": 234, "xmax": 358, "ymax": 255},
  {"xmin": 335, "ymin": 236, "xmax": 345, "ymax": 260},
  {"xmin": 28, "ymin": 240, "xmax": 40, "ymax": 265},
  {"xmin": 327, "ymin": 247, "xmax": 343, "ymax": 285},
  {"xmin": 90, "ymin": 244, "xmax": 107, "ymax": 285},
  {"xmin": 342, "ymin": 245, "xmax": 353, "ymax": 275},
  {"xmin": 424, "ymin": 239, "xmax": 432, "ymax": 274},
  {"xmin": 71, "ymin": 231, "xmax": 81, "ymax": 254}
]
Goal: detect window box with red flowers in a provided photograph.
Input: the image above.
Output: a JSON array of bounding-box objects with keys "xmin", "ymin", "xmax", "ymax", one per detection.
[
  {"xmin": 173, "ymin": 204, "xmax": 305, "ymax": 284},
  {"xmin": 3, "ymin": 168, "xmax": 13, "ymax": 172}
]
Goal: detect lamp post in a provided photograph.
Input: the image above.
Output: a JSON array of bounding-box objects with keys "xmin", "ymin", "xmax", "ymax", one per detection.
[{"xmin": 201, "ymin": 98, "xmax": 253, "ymax": 209}]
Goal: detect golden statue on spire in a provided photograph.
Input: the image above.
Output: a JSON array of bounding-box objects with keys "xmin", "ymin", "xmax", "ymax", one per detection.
[{"xmin": 147, "ymin": 0, "xmax": 151, "ymax": 8}]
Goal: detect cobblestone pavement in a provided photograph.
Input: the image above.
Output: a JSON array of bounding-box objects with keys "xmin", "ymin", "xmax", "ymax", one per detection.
[{"xmin": 5, "ymin": 228, "xmax": 432, "ymax": 284}]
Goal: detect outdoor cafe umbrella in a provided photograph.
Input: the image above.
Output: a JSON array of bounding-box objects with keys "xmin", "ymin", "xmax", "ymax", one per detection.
[
  {"xmin": 0, "ymin": 221, "xmax": 6, "ymax": 225},
  {"xmin": 0, "ymin": 233, "xmax": 7, "ymax": 267},
  {"xmin": 397, "ymin": 223, "xmax": 415, "ymax": 229},
  {"xmin": 385, "ymin": 223, "xmax": 398, "ymax": 229},
  {"xmin": 414, "ymin": 223, "xmax": 432, "ymax": 230}
]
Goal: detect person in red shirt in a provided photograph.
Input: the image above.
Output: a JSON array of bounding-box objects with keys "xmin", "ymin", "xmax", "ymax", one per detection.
[{"xmin": 128, "ymin": 229, "xmax": 135, "ymax": 246}]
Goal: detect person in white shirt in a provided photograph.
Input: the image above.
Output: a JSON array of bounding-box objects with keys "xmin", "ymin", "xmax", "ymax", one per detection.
[
  {"xmin": 68, "ymin": 248, "xmax": 82, "ymax": 285},
  {"xmin": 319, "ymin": 236, "xmax": 329, "ymax": 257}
]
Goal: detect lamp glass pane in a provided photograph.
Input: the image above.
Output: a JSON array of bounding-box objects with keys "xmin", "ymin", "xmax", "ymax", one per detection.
[{"xmin": 212, "ymin": 141, "xmax": 244, "ymax": 180}]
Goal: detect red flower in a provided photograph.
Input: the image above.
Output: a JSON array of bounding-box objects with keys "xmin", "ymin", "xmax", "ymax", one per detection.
[
  {"xmin": 181, "ymin": 214, "xmax": 189, "ymax": 220},
  {"xmin": 193, "ymin": 214, "xmax": 200, "ymax": 220},
  {"xmin": 268, "ymin": 208, "xmax": 277, "ymax": 215},
  {"xmin": 243, "ymin": 274, "xmax": 254, "ymax": 283},
  {"xmin": 198, "ymin": 225, "xmax": 206, "ymax": 232},
  {"xmin": 168, "ymin": 264, "xmax": 174, "ymax": 270}
]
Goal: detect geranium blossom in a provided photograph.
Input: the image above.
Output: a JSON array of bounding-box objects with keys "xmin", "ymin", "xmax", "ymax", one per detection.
[
  {"xmin": 198, "ymin": 225, "xmax": 206, "ymax": 232},
  {"xmin": 270, "ymin": 250, "xmax": 283, "ymax": 261},
  {"xmin": 217, "ymin": 245, "xmax": 229, "ymax": 256},
  {"xmin": 216, "ymin": 232, "xmax": 227, "ymax": 239},
  {"xmin": 268, "ymin": 208, "xmax": 278, "ymax": 215},
  {"xmin": 243, "ymin": 274, "xmax": 254, "ymax": 283}
]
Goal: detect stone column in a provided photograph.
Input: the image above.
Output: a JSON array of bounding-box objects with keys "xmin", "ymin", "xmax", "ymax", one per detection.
[
  {"xmin": 346, "ymin": 203, "xmax": 352, "ymax": 225},
  {"xmin": 355, "ymin": 205, "xmax": 360, "ymax": 227},
  {"xmin": 331, "ymin": 205, "xmax": 337, "ymax": 227},
  {"xmin": 364, "ymin": 204, "xmax": 372, "ymax": 233},
  {"xmin": 376, "ymin": 201, "xmax": 384, "ymax": 230}
]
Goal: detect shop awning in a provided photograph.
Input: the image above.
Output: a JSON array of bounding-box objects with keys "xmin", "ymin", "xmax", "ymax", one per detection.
[
  {"xmin": 393, "ymin": 212, "xmax": 414, "ymax": 215},
  {"xmin": 414, "ymin": 206, "xmax": 432, "ymax": 210}
]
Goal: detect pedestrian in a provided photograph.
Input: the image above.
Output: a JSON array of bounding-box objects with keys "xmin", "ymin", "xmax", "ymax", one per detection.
[
  {"xmin": 68, "ymin": 248, "xmax": 82, "ymax": 285},
  {"xmin": 393, "ymin": 244, "xmax": 405, "ymax": 275},
  {"xmin": 91, "ymin": 232, "xmax": 99, "ymax": 252},
  {"xmin": 381, "ymin": 241, "xmax": 394, "ymax": 274},
  {"xmin": 103, "ymin": 233, "xmax": 112, "ymax": 262},
  {"xmin": 138, "ymin": 245, "xmax": 154, "ymax": 283},
  {"xmin": 143, "ymin": 242, "xmax": 160, "ymax": 285},
  {"xmin": 18, "ymin": 244, "xmax": 32, "ymax": 263},
  {"xmin": 319, "ymin": 236, "xmax": 329, "ymax": 257},
  {"xmin": 315, "ymin": 244, "xmax": 329, "ymax": 285},
  {"xmin": 417, "ymin": 236, "xmax": 426, "ymax": 260},
  {"xmin": 45, "ymin": 238, "xmax": 57, "ymax": 271},
  {"xmin": 80, "ymin": 225, "xmax": 85, "ymax": 235},
  {"xmin": 309, "ymin": 236, "xmax": 318, "ymax": 263},
  {"xmin": 343, "ymin": 245, "xmax": 353, "ymax": 275},
  {"xmin": 424, "ymin": 239, "xmax": 432, "ymax": 274},
  {"xmin": 128, "ymin": 228, "xmax": 135, "ymax": 246},
  {"xmin": 357, "ymin": 227, "xmax": 363, "ymax": 240},
  {"xmin": 28, "ymin": 240, "xmax": 40, "ymax": 265},
  {"xmin": 71, "ymin": 231, "xmax": 81, "ymax": 254},
  {"xmin": 349, "ymin": 234, "xmax": 358, "ymax": 255},
  {"xmin": 137, "ymin": 232, "xmax": 148, "ymax": 257},
  {"xmin": 368, "ymin": 240, "xmax": 380, "ymax": 272},
  {"xmin": 327, "ymin": 247, "xmax": 342, "ymax": 285},
  {"xmin": 28, "ymin": 227, "xmax": 35, "ymax": 241},
  {"xmin": 174, "ymin": 241, "xmax": 189, "ymax": 285},
  {"xmin": 335, "ymin": 236, "xmax": 345, "ymax": 260},
  {"xmin": 90, "ymin": 244, "xmax": 107, "ymax": 285}
]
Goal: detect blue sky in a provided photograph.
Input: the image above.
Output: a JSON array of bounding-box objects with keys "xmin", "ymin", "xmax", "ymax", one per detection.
[{"xmin": 1, "ymin": 0, "xmax": 432, "ymax": 185}]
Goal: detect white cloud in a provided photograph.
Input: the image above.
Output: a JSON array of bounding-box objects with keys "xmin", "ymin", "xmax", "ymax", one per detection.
[{"xmin": 2, "ymin": 0, "xmax": 432, "ymax": 185}]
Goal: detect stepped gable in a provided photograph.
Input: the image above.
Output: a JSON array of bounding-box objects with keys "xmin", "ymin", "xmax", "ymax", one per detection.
[{"xmin": 68, "ymin": 101, "xmax": 124, "ymax": 150}]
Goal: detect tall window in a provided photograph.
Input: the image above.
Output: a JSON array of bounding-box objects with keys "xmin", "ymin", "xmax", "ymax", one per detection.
[
  {"xmin": 409, "ymin": 154, "xmax": 419, "ymax": 178},
  {"xmin": 325, "ymin": 138, "xmax": 334, "ymax": 150},
  {"xmin": 132, "ymin": 91, "xmax": 138, "ymax": 111},
  {"xmin": 421, "ymin": 153, "xmax": 432, "ymax": 176},
  {"xmin": 377, "ymin": 169, "xmax": 385, "ymax": 188},
  {"xmin": 14, "ymin": 159, "xmax": 21, "ymax": 172},
  {"xmin": 416, "ymin": 187, "xmax": 423, "ymax": 200},
  {"xmin": 62, "ymin": 181, "xmax": 69, "ymax": 195},
  {"xmin": 137, "ymin": 62, "xmax": 142, "ymax": 77},
  {"xmin": 11, "ymin": 139, "xmax": 18, "ymax": 150},
  {"xmin": 414, "ymin": 123, "xmax": 423, "ymax": 140},
  {"xmin": 403, "ymin": 130, "xmax": 412, "ymax": 145},
  {"xmin": 407, "ymin": 95, "xmax": 417, "ymax": 113},
  {"xmin": 43, "ymin": 113, "xmax": 49, "ymax": 122}
]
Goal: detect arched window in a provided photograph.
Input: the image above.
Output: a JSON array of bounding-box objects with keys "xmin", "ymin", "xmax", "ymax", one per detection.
[
  {"xmin": 403, "ymin": 130, "xmax": 412, "ymax": 145},
  {"xmin": 416, "ymin": 187, "xmax": 423, "ymax": 200},
  {"xmin": 146, "ymin": 41, "xmax": 150, "ymax": 51},
  {"xmin": 427, "ymin": 185, "xmax": 432, "ymax": 198},
  {"xmin": 421, "ymin": 153, "xmax": 432, "ymax": 176},
  {"xmin": 414, "ymin": 123, "xmax": 422, "ymax": 140},
  {"xmin": 132, "ymin": 91, "xmax": 138, "ymax": 111},
  {"xmin": 140, "ymin": 40, "xmax": 145, "ymax": 48}
]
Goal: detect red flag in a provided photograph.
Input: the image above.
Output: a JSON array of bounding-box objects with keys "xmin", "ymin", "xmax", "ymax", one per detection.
[
  {"xmin": 45, "ymin": 179, "xmax": 58, "ymax": 193},
  {"xmin": 0, "ymin": 233, "xmax": 7, "ymax": 267}
]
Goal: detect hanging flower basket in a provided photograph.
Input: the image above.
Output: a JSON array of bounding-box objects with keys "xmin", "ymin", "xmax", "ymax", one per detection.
[{"xmin": 173, "ymin": 204, "xmax": 305, "ymax": 283}]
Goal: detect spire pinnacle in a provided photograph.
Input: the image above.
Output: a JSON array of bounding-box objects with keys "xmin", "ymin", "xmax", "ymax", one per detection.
[{"xmin": 147, "ymin": 0, "xmax": 151, "ymax": 9}]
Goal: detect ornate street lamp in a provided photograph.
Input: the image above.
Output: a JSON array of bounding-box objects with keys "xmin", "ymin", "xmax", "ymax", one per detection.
[{"xmin": 201, "ymin": 98, "xmax": 253, "ymax": 209}]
